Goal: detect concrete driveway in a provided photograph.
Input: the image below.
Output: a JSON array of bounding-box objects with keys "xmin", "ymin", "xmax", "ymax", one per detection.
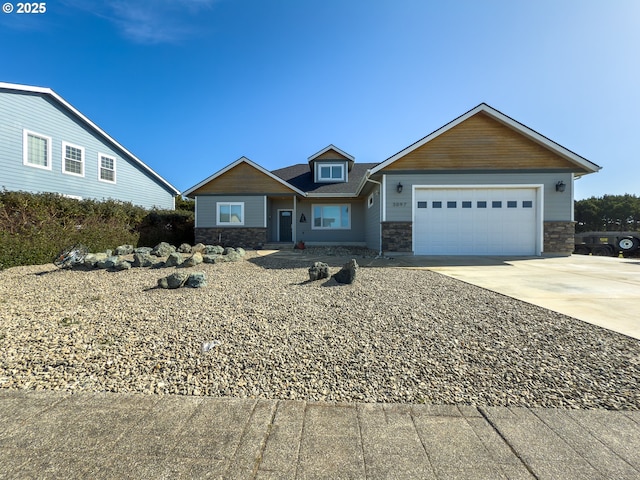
[{"xmin": 376, "ymin": 254, "xmax": 640, "ymax": 340}]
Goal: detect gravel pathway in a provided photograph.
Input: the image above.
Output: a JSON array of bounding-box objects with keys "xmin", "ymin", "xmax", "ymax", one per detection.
[{"xmin": 1, "ymin": 252, "xmax": 638, "ymax": 409}]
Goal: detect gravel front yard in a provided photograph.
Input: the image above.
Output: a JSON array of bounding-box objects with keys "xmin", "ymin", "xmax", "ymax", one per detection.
[{"xmin": 1, "ymin": 252, "xmax": 638, "ymax": 409}]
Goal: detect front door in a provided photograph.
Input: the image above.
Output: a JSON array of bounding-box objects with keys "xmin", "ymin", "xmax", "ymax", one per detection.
[{"xmin": 278, "ymin": 210, "xmax": 293, "ymax": 242}]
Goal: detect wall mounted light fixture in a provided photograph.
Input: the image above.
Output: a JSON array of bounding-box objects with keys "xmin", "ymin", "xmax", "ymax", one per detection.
[
  {"xmin": 299, "ymin": 213, "xmax": 307, "ymax": 223},
  {"xmin": 555, "ymin": 181, "xmax": 566, "ymax": 193},
  {"xmin": 396, "ymin": 182, "xmax": 403, "ymax": 193}
]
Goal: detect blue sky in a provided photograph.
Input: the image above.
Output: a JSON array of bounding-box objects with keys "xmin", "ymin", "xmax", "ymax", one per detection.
[{"xmin": 2, "ymin": 0, "xmax": 638, "ymax": 199}]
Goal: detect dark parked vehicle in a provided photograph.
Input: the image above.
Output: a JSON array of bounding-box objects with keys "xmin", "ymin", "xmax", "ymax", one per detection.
[{"xmin": 574, "ymin": 232, "xmax": 640, "ymax": 257}]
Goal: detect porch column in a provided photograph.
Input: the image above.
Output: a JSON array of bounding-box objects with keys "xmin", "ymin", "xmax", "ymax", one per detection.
[{"xmin": 293, "ymin": 195, "xmax": 297, "ymax": 243}]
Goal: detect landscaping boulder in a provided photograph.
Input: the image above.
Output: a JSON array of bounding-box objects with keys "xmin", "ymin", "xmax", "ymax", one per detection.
[
  {"xmin": 177, "ymin": 243, "xmax": 192, "ymax": 254},
  {"xmin": 115, "ymin": 244, "xmax": 134, "ymax": 255},
  {"xmin": 332, "ymin": 259, "xmax": 358, "ymax": 284},
  {"xmin": 164, "ymin": 252, "xmax": 183, "ymax": 267},
  {"xmin": 132, "ymin": 252, "xmax": 155, "ymax": 267},
  {"xmin": 113, "ymin": 260, "xmax": 132, "ymax": 271},
  {"xmin": 157, "ymin": 272, "xmax": 190, "ymax": 289},
  {"xmin": 308, "ymin": 262, "xmax": 330, "ymax": 281},
  {"xmin": 152, "ymin": 242, "xmax": 175, "ymax": 257},
  {"xmin": 183, "ymin": 252, "xmax": 203, "ymax": 267},
  {"xmin": 134, "ymin": 246, "xmax": 153, "ymax": 255},
  {"xmin": 83, "ymin": 252, "xmax": 108, "ymax": 268},
  {"xmin": 224, "ymin": 251, "xmax": 242, "ymax": 262},
  {"xmin": 236, "ymin": 247, "xmax": 246, "ymax": 257},
  {"xmin": 186, "ymin": 272, "xmax": 207, "ymax": 288},
  {"xmin": 204, "ymin": 245, "xmax": 224, "ymax": 255},
  {"xmin": 203, "ymin": 254, "xmax": 225, "ymax": 264},
  {"xmin": 97, "ymin": 255, "xmax": 121, "ymax": 269},
  {"xmin": 192, "ymin": 243, "xmax": 206, "ymax": 253}
]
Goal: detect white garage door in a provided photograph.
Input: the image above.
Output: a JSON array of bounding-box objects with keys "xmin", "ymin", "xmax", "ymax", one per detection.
[{"xmin": 414, "ymin": 187, "xmax": 539, "ymax": 255}]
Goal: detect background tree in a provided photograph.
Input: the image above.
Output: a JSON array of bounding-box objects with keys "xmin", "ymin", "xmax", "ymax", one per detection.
[{"xmin": 575, "ymin": 194, "xmax": 640, "ymax": 232}]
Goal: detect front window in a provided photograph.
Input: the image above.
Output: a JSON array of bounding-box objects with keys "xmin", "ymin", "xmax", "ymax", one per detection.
[
  {"xmin": 63, "ymin": 142, "xmax": 84, "ymax": 176},
  {"xmin": 23, "ymin": 130, "xmax": 52, "ymax": 170},
  {"xmin": 312, "ymin": 204, "xmax": 350, "ymax": 229},
  {"xmin": 317, "ymin": 163, "xmax": 345, "ymax": 182},
  {"xmin": 217, "ymin": 202, "xmax": 244, "ymax": 225},
  {"xmin": 99, "ymin": 154, "xmax": 116, "ymax": 183}
]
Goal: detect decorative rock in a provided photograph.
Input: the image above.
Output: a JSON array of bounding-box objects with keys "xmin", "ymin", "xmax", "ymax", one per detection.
[
  {"xmin": 192, "ymin": 243, "xmax": 206, "ymax": 253},
  {"xmin": 152, "ymin": 242, "xmax": 175, "ymax": 257},
  {"xmin": 113, "ymin": 261, "xmax": 132, "ymax": 271},
  {"xmin": 132, "ymin": 252, "xmax": 155, "ymax": 267},
  {"xmin": 96, "ymin": 256, "xmax": 120, "ymax": 269},
  {"xmin": 332, "ymin": 259, "xmax": 358, "ymax": 284},
  {"xmin": 177, "ymin": 243, "xmax": 192, "ymax": 254},
  {"xmin": 183, "ymin": 252, "xmax": 203, "ymax": 267},
  {"xmin": 204, "ymin": 245, "xmax": 224, "ymax": 255},
  {"xmin": 236, "ymin": 247, "xmax": 246, "ymax": 257},
  {"xmin": 225, "ymin": 251, "xmax": 242, "ymax": 262},
  {"xmin": 164, "ymin": 252, "xmax": 183, "ymax": 267},
  {"xmin": 203, "ymin": 254, "xmax": 224, "ymax": 264},
  {"xmin": 187, "ymin": 272, "xmax": 207, "ymax": 288},
  {"xmin": 115, "ymin": 244, "xmax": 134, "ymax": 255},
  {"xmin": 157, "ymin": 272, "xmax": 190, "ymax": 289},
  {"xmin": 308, "ymin": 262, "xmax": 330, "ymax": 281},
  {"xmin": 83, "ymin": 252, "xmax": 108, "ymax": 268},
  {"xmin": 133, "ymin": 247, "xmax": 153, "ymax": 255}
]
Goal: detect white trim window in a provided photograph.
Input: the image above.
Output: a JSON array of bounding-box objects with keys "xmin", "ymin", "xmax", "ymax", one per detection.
[
  {"xmin": 23, "ymin": 130, "xmax": 52, "ymax": 170},
  {"xmin": 312, "ymin": 204, "xmax": 350, "ymax": 229},
  {"xmin": 217, "ymin": 202, "xmax": 244, "ymax": 225},
  {"xmin": 316, "ymin": 162, "xmax": 345, "ymax": 182},
  {"xmin": 62, "ymin": 141, "xmax": 84, "ymax": 176},
  {"xmin": 98, "ymin": 153, "xmax": 116, "ymax": 183}
]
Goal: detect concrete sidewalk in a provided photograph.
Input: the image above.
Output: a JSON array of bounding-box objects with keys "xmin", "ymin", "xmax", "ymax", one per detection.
[{"xmin": 1, "ymin": 390, "xmax": 639, "ymax": 479}]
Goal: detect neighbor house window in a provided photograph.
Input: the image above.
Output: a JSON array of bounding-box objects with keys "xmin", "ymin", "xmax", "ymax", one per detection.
[
  {"xmin": 99, "ymin": 154, "xmax": 116, "ymax": 183},
  {"xmin": 23, "ymin": 130, "xmax": 52, "ymax": 170},
  {"xmin": 312, "ymin": 204, "xmax": 350, "ymax": 229},
  {"xmin": 317, "ymin": 163, "xmax": 345, "ymax": 182},
  {"xmin": 62, "ymin": 142, "xmax": 84, "ymax": 176},
  {"xmin": 217, "ymin": 202, "xmax": 244, "ymax": 225}
]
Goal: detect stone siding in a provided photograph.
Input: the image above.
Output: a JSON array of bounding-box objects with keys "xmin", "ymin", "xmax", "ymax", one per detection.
[
  {"xmin": 195, "ymin": 228, "xmax": 267, "ymax": 249},
  {"xmin": 543, "ymin": 221, "xmax": 575, "ymax": 255},
  {"xmin": 382, "ymin": 221, "xmax": 412, "ymax": 252}
]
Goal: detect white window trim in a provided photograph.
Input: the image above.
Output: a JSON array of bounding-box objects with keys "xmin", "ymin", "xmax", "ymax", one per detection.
[
  {"xmin": 217, "ymin": 202, "xmax": 245, "ymax": 226},
  {"xmin": 22, "ymin": 129, "xmax": 52, "ymax": 170},
  {"xmin": 311, "ymin": 203, "xmax": 351, "ymax": 230},
  {"xmin": 315, "ymin": 162, "xmax": 346, "ymax": 183},
  {"xmin": 61, "ymin": 141, "xmax": 85, "ymax": 177},
  {"xmin": 98, "ymin": 153, "xmax": 117, "ymax": 184}
]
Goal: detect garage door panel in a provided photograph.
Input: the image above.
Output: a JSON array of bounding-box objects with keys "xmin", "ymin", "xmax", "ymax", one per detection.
[{"xmin": 414, "ymin": 187, "xmax": 538, "ymax": 255}]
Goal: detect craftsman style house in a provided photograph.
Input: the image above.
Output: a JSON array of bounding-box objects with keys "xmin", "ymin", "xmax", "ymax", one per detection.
[
  {"xmin": 183, "ymin": 104, "xmax": 600, "ymax": 255},
  {"xmin": 0, "ymin": 82, "xmax": 179, "ymax": 209}
]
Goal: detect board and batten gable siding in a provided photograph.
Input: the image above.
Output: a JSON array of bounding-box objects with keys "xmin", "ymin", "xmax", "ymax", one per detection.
[
  {"xmin": 196, "ymin": 195, "xmax": 266, "ymax": 228},
  {"xmin": 382, "ymin": 112, "xmax": 584, "ymax": 173},
  {"xmin": 189, "ymin": 162, "xmax": 295, "ymax": 195},
  {"xmin": 0, "ymin": 89, "xmax": 175, "ymax": 209},
  {"xmin": 382, "ymin": 172, "xmax": 573, "ymax": 222}
]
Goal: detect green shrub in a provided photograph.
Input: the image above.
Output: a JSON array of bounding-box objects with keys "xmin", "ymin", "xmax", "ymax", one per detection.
[{"xmin": 0, "ymin": 191, "xmax": 194, "ymax": 270}]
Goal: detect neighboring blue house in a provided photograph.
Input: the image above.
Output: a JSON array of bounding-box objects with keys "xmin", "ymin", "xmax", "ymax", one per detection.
[{"xmin": 0, "ymin": 82, "xmax": 179, "ymax": 209}]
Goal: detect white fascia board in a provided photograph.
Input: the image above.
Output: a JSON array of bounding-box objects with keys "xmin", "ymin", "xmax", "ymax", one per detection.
[
  {"xmin": 1, "ymin": 82, "xmax": 180, "ymax": 195},
  {"xmin": 305, "ymin": 193, "xmax": 360, "ymax": 198},
  {"xmin": 307, "ymin": 144, "xmax": 355, "ymax": 162},
  {"xmin": 182, "ymin": 156, "xmax": 307, "ymax": 197},
  {"xmin": 370, "ymin": 103, "xmax": 601, "ymax": 175}
]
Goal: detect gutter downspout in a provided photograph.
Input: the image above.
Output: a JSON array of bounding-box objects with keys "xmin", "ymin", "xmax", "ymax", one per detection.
[{"xmin": 365, "ymin": 177, "xmax": 384, "ymax": 258}]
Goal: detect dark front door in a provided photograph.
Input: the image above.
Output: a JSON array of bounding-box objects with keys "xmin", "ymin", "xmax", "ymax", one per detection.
[{"xmin": 279, "ymin": 210, "xmax": 293, "ymax": 242}]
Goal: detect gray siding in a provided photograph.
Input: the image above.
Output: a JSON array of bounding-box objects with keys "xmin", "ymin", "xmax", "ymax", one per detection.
[
  {"xmin": 296, "ymin": 199, "xmax": 366, "ymax": 244},
  {"xmin": 196, "ymin": 195, "xmax": 266, "ymax": 228},
  {"xmin": 383, "ymin": 172, "xmax": 573, "ymax": 222},
  {"xmin": 0, "ymin": 89, "xmax": 175, "ymax": 209},
  {"xmin": 364, "ymin": 186, "xmax": 381, "ymax": 252}
]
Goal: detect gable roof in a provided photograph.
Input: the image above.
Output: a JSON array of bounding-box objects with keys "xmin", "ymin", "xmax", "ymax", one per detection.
[
  {"xmin": 307, "ymin": 144, "xmax": 355, "ymax": 162},
  {"xmin": 272, "ymin": 162, "xmax": 376, "ymax": 197},
  {"xmin": 182, "ymin": 156, "xmax": 306, "ymax": 197},
  {"xmin": 0, "ymin": 82, "xmax": 179, "ymax": 195},
  {"xmin": 370, "ymin": 103, "xmax": 601, "ymax": 176}
]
